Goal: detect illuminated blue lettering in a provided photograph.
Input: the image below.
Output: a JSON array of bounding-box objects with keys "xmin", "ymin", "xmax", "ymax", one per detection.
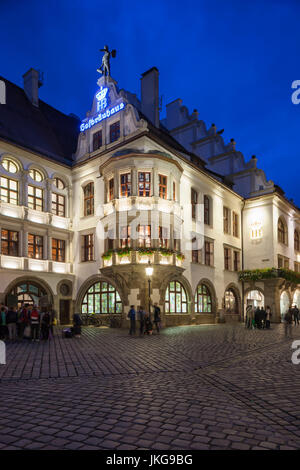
[{"xmin": 80, "ymin": 102, "xmax": 126, "ymax": 132}]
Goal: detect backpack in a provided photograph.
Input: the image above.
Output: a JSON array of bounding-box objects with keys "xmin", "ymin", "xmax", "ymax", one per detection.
[
  {"xmin": 30, "ymin": 309, "xmax": 39, "ymax": 322},
  {"xmin": 20, "ymin": 308, "xmax": 28, "ymax": 323}
]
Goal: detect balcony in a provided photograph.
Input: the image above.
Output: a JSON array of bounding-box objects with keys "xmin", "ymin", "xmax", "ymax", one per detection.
[
  {"xmin": 0, "ymin": 255, "xmax": 73, "ymax": 274},
  {"xmin": 102, "ymin": 196, "xmax": 182, "ymax": 218},
  {"xmin": 102, "ymin": 248, "xmax": 185, "ymax": 269},
  {"xmin": 0, "ymin": 202, "xmax": 71, "ymax": 230}
]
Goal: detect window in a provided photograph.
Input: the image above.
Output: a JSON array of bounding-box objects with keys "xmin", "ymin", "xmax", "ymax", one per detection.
[
  {"xmin": 195, "ymin": 284, "xmax": 212, "ymax": 313},
  {"xmin": 81, "ymin": 281, "xmax": 122, "ymax": 314},
  {"xmin": 0, "ymin": 177, "xmax": 18, "ymax": 205},
  {"xmin": 295, "ymin": 230, "xmax": 300, "ymax": 252},
  {"xmin": 192, "ymin": 237, "xmax": 201, "ymax": 263},
  {"xmin": 2, "ymin": 159, "xmax": 18, "ymax": 173},
  {"xmin": 278, "ymin": 255, "xmax": 283, "ymax": 269},
  {"xmin": 93, "ymin": 130, "xmax": 102, "ymax": 151},
  {"xmin": 233, "ymin": 212, "xmax": 239, "ymax": 238},
  {"xmin": 224, "ymin": 247, "xmax": 231, "ymax": 270},
  {"xmin": 120, "ymin": 173, "xmax": 131, "ymax": 197},
  {"xmin": 138, "ymin": 172, "xmax": 151, "ymax": 197},
  {"xmin": 8, "ymin": 282, "xmax": 46, "ymax": 309},
  {"xmin": 278, "ymin": 217, "xmax": 287, "ymax": 245},
  {"xmin": 108, "ymin": 178, "xmax": 114, "ymax": 201},
  {"xmin": 165, "ymin": 281, "xmax": 187, "ymax": 313},
  {"xmin": 191, "ymin": 188, "xmax": 197, "ymax": 219},
  {"xmin": 204, "ymin": 195, "xmax": 210, "ymax": 225},
  {"xmin": 1, "ymin": 230, "xmax": 19, "ymax": 256},
  {"xmin": 82, "ymin": 234, "xmax": 94, "ymax": 262},
  {"xmin": 29, "ymin": 169, "xmax": 43, "ymax": 182},
  {"xmin": 284, "ymin": 258, "xmax": 289, "ymax": 270},
  {"xmin": 52, "ymin": 193, "xmax": 65, "ymax": 217},
  {"xmin": 159, "ymin": 175, "xmax": 167, "ymax": 199},
  {"xmin": 173, "ymin": 230, "xmax": 180, "ymax": 251},
  {"xmin": 28, "ymin": 234, "xmax": 43, "ymax": 259},
  {"xmin": 54, "ymin": 178, "xmax": 65, "ymax": 190},
  {"xmin": 83, "ymin": 183, "xmax": 94, "ymax": 216},
  {"xmin": 223, "ymin": 207, "xmax": 230, "ymax": 234},
  {"xmin": 120, "ymin": 226, "xmax": 131, "ymax": 248},
  {"xmin": 52, "ymin": 239, "xmax": 65, "ymax": 262},
  {"xmin": 107, "ymin": 229, "xmax": 114, "ymax": 250},
  {"xmin": 109, "ymin": 121, "xmax": 120, "ymax": 143},
  {"xmin": 204, "ymin": 241, "xmax": 214, "ymax": 266},
  {"xmin": 138, "ymin": 225, "xmax": 151, "ymax": 247},
  {"xmin": 173, "ymin": 182, "xmax": 176, "ymax": 202},
  {"xmin": 28, "ymin": 185, "xmax": 43, "ymax": 211},
  {"xmin": 295, "ymin": 262, "xmax": 300, "ymax": 273},
  {"xmin": 233, "ymin": 250, "xmax": 240, "ymax": 271},
  {"xmin": 159, "ymin": 226, "xmax": 169, "ymax": 248},
  {"xmin": 225, "ymin": 289, "xmax": 238, "ymax": 314}
]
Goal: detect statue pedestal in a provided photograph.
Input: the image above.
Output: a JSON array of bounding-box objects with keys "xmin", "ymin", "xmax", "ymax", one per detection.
[{"xmin": 97, "ymin": 75, "xmax": 117, "ymax": 88}]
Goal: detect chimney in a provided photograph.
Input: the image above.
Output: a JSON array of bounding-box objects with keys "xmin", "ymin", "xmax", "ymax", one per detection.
[
  {"xmin": 23, "ymin": 68, "xmax": 42, "ymax": 107},
  {"xmin": 141, "ymin": 67, "xmax": 159, "ymax": 127}
]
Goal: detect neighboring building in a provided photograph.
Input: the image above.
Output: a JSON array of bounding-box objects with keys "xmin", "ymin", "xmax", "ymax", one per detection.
[{"xmin": 0, "ymin": 66, "xmax": 299, "ymax": 325}]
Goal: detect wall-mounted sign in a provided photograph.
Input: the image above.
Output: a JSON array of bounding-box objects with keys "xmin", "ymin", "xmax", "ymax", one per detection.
[
  {"xmin": 80, "ymin": 86, "xmax": 126, "ymax": 132},
  {"xmin": 250, "ymin": 221, "xmax": 263, "ymax": 240}
]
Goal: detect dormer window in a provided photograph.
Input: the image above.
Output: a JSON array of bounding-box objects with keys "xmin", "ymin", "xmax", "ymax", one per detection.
[
  {"xmin": 110, "ymin": 121, "xmax": 120, "ymax": 143},
  {"xmin": 93, "ymin": 130, "xmax": 102, "ymax": 151},
  {"xmin": 29, "ymin": 169, "xmax": 43, "ymax": 182}
]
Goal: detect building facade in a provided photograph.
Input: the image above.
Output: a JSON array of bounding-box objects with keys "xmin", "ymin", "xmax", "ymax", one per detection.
[{"xmin": 0, "ymin": 66, "xmax": 299, "ymax": 325}]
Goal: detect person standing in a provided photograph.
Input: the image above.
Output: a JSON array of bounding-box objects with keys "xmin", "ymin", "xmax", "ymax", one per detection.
[
  {"xmin": 265, "ymin": 306, "xmax": 272, "ymax": 329},
  {"xmin": 0, "ymin": 306, "xmax": 7, "ymax": 340},
  {"xmin": 41, "ymin": 309, "xmax": 51, "ymax": 340},
  {"xmin": 19, "ymin": 303, "xmax": 29, "ymax": 339},
  {"xmin": 254, "ymin": 306, "xmax": 260, "ymax": 329},
  {"xmin": 138, "ymin": 306, "xmax": 145, "ymax": 336},
  {"xmin": 293, "ymin": 305, "xmax": 299, "ymax": 326},
  {"xmin": 30, "ymin": 305, "xmax": 40, "ymax": 342},
  {"xmin": 284, "ymin": 307, "xmax": 293, "ymax": 337},
  {"xmin": 245, "ymin": 305, "xmax": 253, "ymax": 329},
  {"xmin": 153, "ymin": 303, "xmax": 161, "ymax": 334},
  {"xmin": 260, "ymin": 306, "xmax": 266, "ymax": 329},
  {"xmin": 6, "ymin": 306, "xmax": 18, "ymax": 341},
  {"xmin": 128, "ymin": 305, "xmax": 136, "ymax": 336}
]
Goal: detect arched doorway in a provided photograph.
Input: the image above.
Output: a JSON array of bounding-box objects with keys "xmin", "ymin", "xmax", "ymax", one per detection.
[
  {"xmin": 224, "ymin": 288, "xmax": 238, "ymax": 314},
  {"xmin": 246, "ymin": 290, "xmax": 264, "ymax": 308},
  {"xmin": 6, "ymin": 281, "xmax": 48, "ymax": 309},
  {"xmin": 280, "ymin": 291, "xmax": 290, "ymax": 321},
  {"xmin": 293, "ymin": 289, "xmax": 300, "ymax": 309}
]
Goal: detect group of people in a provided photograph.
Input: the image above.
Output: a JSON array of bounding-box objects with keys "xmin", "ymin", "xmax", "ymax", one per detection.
[
  {"xmin": 245, "ymin": 305, "xmax": 272, "ymax": 329},
  {"xmin": 127, "ymin": 303, "xmax": 161, "ymax": 336},
  {"xmin": 283, "ymin": 305, "xmax": 300, "ymax": 325},
  {"xmin": 0, "ymin": 303, "xmax": 55, "ymax": 342}
]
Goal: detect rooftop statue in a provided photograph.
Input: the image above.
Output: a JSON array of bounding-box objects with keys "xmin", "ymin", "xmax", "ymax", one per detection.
[{"xmin": 97, "ymin": 45, "xmax": 116, "ymax": 77}]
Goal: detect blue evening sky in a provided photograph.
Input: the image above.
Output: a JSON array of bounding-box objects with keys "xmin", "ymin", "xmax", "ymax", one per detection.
[{"xmin": 0, "ymin": 0, "xmax": 299, "ymax": 205}]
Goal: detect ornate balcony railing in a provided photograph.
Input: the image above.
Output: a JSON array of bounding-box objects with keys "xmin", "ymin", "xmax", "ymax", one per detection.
[{"xmin": 101, "ymin": 247, "xmax": 185, "ymax": 268}]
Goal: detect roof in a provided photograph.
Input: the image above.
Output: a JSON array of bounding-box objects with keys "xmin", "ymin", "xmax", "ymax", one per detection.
[{"xmin": 0, "ymin": 76, "xmax": 80, "ymax": 165}]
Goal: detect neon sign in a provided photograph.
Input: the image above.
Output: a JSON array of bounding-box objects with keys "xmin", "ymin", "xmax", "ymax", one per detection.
[{"xmin": 80, "ymin": 86, "xmax": 126, "ymax": 132}]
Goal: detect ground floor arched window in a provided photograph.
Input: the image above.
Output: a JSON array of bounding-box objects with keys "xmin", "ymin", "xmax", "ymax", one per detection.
[
  {"xmin": 165, "ymin": 281, "xmax": 187, "ymax": 313},
  {"xmin": 280, "ymin": 291, "xmax": 290, "ymax": 319},
  {"xmin": 7, "ymin": 282, "xmax": 47, "ymax": 309},
  {"xmin": 225, "ymin": 289, "xmax": 238, "ymax": 314},
  {"xmin": 246, "ymin": 290, "xmax": 264, "ymax": 308},
  {"xmin": 195, "ymin": 284, "xmax": 212, "ymax": 313},
  {"xmin": 81, "ymin": 281, "xmax": 122, "ymax": 314},
  {"xmin": 293, "ymin": 289, "xmax": 300, "ymax": 309}
]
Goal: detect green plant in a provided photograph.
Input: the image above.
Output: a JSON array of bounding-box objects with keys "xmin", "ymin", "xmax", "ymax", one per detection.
[
  {"xmin": 159, "ymin": 248, "xmax": 174, "ymax": 257},
  {"xmin": 101, "ymin": 249, "xmax": 113, "ymax": 260},
  {"xmin": 238, "ymin": 268, "xmax": 300, "ymax": 284},
  {"xmin": 116, "ymin": 247, "xmax": 132, "ymax": 257},
  {"xmin": 137, "ymin": 247, "xmax": 156, "ymax": 256},
  {"xmin": 176, "ymin": 252, "xmax": 185, "ymax": 261}
]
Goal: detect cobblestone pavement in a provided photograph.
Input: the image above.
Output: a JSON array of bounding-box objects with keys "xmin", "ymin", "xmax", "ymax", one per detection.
[{"xmin": 0, "ymin": 323, "xmax": 300, "ymax": 450}]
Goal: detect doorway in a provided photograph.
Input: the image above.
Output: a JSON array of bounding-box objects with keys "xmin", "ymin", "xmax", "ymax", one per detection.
[{"xmin": 60, "ymin": 300, "xmax": 70, "ymax": 324}]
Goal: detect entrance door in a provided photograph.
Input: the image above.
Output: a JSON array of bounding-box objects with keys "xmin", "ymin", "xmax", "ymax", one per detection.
[{"xmin": 60, "ymin": 300, "xmax": 70, "ymax": 324}]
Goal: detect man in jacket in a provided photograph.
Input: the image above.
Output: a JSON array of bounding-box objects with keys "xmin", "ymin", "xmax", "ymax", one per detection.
[
  {"xmin": 128, "ymin": 305, "xmax": 136, "ymax": 336},
  {"xmin": 6, "ymin": 306, "xmax": 18, "ymax": 341}
]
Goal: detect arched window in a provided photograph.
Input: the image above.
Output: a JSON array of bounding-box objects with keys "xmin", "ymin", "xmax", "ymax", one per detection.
[
  {"xmin": 225, "ymin": 289, "xmax": 238, "ymax": 314},
  {"xmin": 29, "ymin": 169, "xmax": 44, "ymax": 182},
  {"xmin": 81, "ymin": 281, "xmax": 122, "ymax": 314},
  {"xmin": 7, "ymin": 282, "xmax": 47, "ymax": 309},
  {"xmin": 83, "ymin": 182, "xmax": 94, "ymax": 216},
  {"xmin": 295, "ymin": 230, "xmax": 300, "ymax": 252},
  {"xmin": 278, "ymin": 217, "xmax": 288, "ymax": 245},
  {"xmin": 54, "ymin": 178, "xmax": 65, "ymax": 190},
  {"xmin": 195, "ymin": 284, "xmax": 212, "ymax": 313},
  {"xmin": 2, "ymin": 158, "xmax": 18, "ymax": 174},
  {"xmin": 165, "ymin": 281, "xmax": 187, "ymax": 313}
]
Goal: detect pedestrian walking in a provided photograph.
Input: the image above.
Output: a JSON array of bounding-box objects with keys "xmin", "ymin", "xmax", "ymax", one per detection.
[
  {"xmin": 29, "ymin": 305, "xmax": 40, "ymax": 342},
  {"xmin": 153, "ymin": 303, "xmax": 161, "ymax": 334},
  {"xmin": 0, "ymin": 306, "xmax": 7, "ymax": 340},
  {"xmin": 260, "ymin": 306, "xmax": 266, "ymax": 329},
  {"xmin": 284, "ymin": 307, "xmax": 293, "ymax": 337},
  {"xmin": 128, "ymin": 305, "xmax": 136, "ymax": 335},
  {"xmin": 293, "ymin": 305, "xmax": 299, "ymax": 326},
  {"xmin": 254, "ymin": 306, "xmax": 260, "ymax": 329},
  {"xmin": 137, "ymin": 306, "xmax": 146, "ymax": 336},
  {"xmin": 41, "ymin": 309, "xmax": 51, "ymax": 340},
  {"xmin": 265, "ymin": 305, "xmax": 272, "ymax": 329},
  {"xmin": 245, "ymin": 305, "xmax": 253, "ymax": 329},
  {"xmin": 6, "ymin": 306, "xmax": 18, "ymax": 341}
]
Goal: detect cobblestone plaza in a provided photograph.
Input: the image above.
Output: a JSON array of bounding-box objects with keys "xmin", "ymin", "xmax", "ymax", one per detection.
[{"xmin": 0, "ymin": 324, "xmax": 300, "ymax": 450}]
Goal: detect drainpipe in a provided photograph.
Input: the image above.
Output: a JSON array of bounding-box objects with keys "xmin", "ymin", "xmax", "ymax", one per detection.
[{"xmin": 241, "ymin": 200, "xmax": 245, "ymax": 322}]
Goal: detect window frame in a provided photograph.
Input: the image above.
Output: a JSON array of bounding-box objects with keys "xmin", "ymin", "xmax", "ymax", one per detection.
[
  {"xmin": 120, "ymin": 173, "xmax": 131, "ymax": 197},
  {"xmin": 28, "ymin": 185, "xmax": 44, "ymax": 212},
  {"xmin": 83, "ymin": 182, "xmax": 94, "ymax": 216},
  {"xmin": 93, "ymin": 130, "xmax": 103, "ymax": 151},
  {"xmin": 109, "ymin": 121, "xmax": 120, "ymax": 143},
  {"xmin": 52, "ymin": 238, "xmax": 66, "ymax": 262},
  {"xmin": 224, "ymin": 247, "xmax": 232, "ymax": 270},
  {"xmin": 28, "ymin": 234, "xmax": 43, "ymax": 259},
  {"xmin": 52, "ymin": 192, "xmax": 66, "ymax": 217},
  {"xmin": 1, "ymin": 229, "xmax": 19, "ymax": 256},
  {"xmin": 82, "ymin": 234, "xmax": 94, "ymax": 262},
  {"xmin": 0, "ymin": 176, "xmax": 19, "ymax": 205},
  {"xmin": 138, "ymin": 172, "xmax": 151, "ymax": 197},
  {"xmin": 138, "ymin": 224, "xmax": 151, "ymax": 247},
  {"xmin": 195, "ymin": 284, "xmax": 212, "ymax": 313},
  {"xmin": 159, "ymin": 174, "xmax": 167, "ymax": 199},
  {"xmin": 223, "ymin": 207, "xmax": 230, "ymax": 234},
  {"xmin": 232, "ymin": 211, "xmax": 239, "ymax": 238}
]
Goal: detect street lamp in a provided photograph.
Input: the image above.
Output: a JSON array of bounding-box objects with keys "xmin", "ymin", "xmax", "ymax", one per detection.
[{"xmin": 145, "ymin": 261, "xmax": 153, "ymax": 318}]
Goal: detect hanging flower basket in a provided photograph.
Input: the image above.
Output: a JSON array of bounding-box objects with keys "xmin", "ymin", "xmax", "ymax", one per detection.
[
  {"xmin": 116, "ymin": 247, "xmax": 132, "ymax": 258},
  {"xmin": 101, "ymin": 249, "xmax": 114, "ymax": 261},
  {"xmin": 176, "ymin": 252, "xmax": 185, "ymax": 261}
]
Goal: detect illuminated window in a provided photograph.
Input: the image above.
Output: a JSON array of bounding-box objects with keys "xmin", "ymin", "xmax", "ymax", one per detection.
[
  {"xmin": 28, "ymin": 185, "xmax": 43, "ymax": 211},
  {"xmin": 54, "ymin": 178, "xmax": 65, "ymax": 190},
  {"xmin": 108, "ymin": 178, "xmax": 114, "ymax": 201},
  {"xmin": 233, "ymin": 250, "xmax": 240, "ymax": 271},
  {"xmin": 295, "ymin": 230, "xmax": 300, "ymax": 252},
  {"xmin": 28, "ymin": 234, "xmax": 43, "ymax": 259},
  {"xmin": 233, "ymin": 212, "xmax": 239, "ymax": 237},
  {"xmin": 109, "ymin": 121, "xmax": 120, "ymax": 143},
  {"xmin": 83, "ymin": 183, "xmax": 94, "ymax": 216},
  {"xmin": 225, "ymin": 289, "xmax": 238, "ymax": 314},
  {"xmin": 223, "ymin": 207, "xmax": 230, "ymax": 234},
  {"xmin": 52, "ymin": 239, "xmax": 65, "ymax": 262},
  {"xmin": 93, "ymin": 130, "xmax": 102, "ymax": 151},
  {"xmin": 8, "ymin": 282, "xmax": 46, "ymax": 309},
  {"xmin": 120, "ymin": 173, "xmax": 131, "ymax": 197},
  {"xmin": 165, "ymin": 281, "xmax": 187, "ymax": 314},
  {"xmin": 159, "ymin": 175, "xmax": 167, "ymax": 199},
  {"xmin": 278, "ymin": 217, "xmax": 288, "ymax": 245},
  {"xmin": 195, "ymin": 284, "xmax": 212, "ymax": 313},
  {"xmin": 173, "ymin": 182, "xmax": 176, "ymax": 202},
  {"xmin": 0, "ymin": 177, "xmax": 18, "ymax": 204},
  {"xmin": 81, "ymin": 281, "xmax": 122, "ymax": 314},
  {"xmin": 159, "ymin": 226, "xmax": 169, "ymax": 248},
  {"xmin": 191, "ymin": 188, "xmax": 197, "ymax": 219},
  {"xmin": 1, "ymin": 229, "xmax": 19, "ymax": 256},
  {"xmin": 2, "ymin": 159, "xmax": 18, "ymax": 174},
  {"xmin": 29, "ymin": 169, "xmax": 43, "ymax": 182},
  {"xmin": 138, "ymin": 225, "xmax": 151, "ymax": 247},
  {"xmin": 224, "ymin": 247, "xmax": 231, "ymax": 270},
  {"xmin": 52, "ymin": 193, "xmax": 65, "ymax": 217},
  {"xmin": 82, "ymin": 234, "xmax": 94, "ymax": 262},
  {"xmin": 138, "ymin": 172, "xmax": 151, "ymax": 197},
  {"xmin": 205, "ymin": 241, "xmax": 214, "ymax": 266},
  {"xmin": 120, "ymin": 226, "xmax": 131, "ymax": 248},
  {"xmin": 192, "ymin": 237, "xmax": 201, "ymax": 263}
]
